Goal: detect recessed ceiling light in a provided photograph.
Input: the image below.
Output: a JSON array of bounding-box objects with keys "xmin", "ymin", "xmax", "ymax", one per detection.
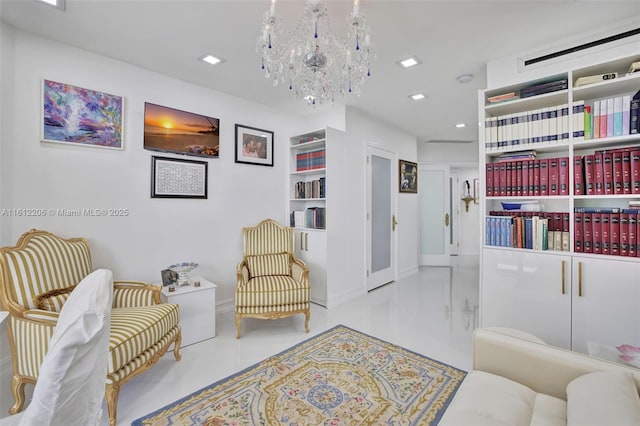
[
  {"xmin": 456, "ymin": 123, "xmax": 466, "ymax": 128},
  {"xmin": 200, "ymin": 54, "xmax": 223, "ymax": 66},
  {"xmin": 398, "ymin": 57, "xmax": 422, "ymax": 69},
  {"xmin": 38, "ymin": 0, "xmax": 65, "ymax": 10},
  {"xmin": 410, "ymin": 93, "xmax": 426, "ymax": 101}
]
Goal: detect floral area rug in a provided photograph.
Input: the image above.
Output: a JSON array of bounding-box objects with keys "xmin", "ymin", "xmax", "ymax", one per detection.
[{"xmin": 132, "ymin": 325, "xmax": 466, "ymax": 425}]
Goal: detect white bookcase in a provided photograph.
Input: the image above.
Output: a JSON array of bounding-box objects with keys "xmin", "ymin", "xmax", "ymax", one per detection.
[
  {"xmin": 289, "ymin": 128, "xmax": 346, "ymax": 307},
  {"xmin": 479, "ymin": 51, "xmax": 640, "ymax": 365}
]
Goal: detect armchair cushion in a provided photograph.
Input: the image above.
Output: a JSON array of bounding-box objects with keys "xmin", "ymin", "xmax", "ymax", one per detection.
[
  {"xmin": 33, "ymin": 286, "xmax": 75, "ymax": 312},
  {"xmin": 246, "ymin": 253, "xmax": 290, "ymax": 278},
  {"xmin": 235, "ymin": 275, "xmax": 310, "ymax": 311}
]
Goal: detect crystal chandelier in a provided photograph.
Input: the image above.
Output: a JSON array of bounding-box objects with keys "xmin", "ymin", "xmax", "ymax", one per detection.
[{"xmin": 257, "ymin": 0, "xmax": 374, "ymax": 106}]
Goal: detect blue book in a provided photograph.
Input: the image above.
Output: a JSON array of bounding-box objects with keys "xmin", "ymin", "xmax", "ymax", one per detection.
[{"xmin": 614, "ymin": 96, "xmax": 623, "ymax": 136}]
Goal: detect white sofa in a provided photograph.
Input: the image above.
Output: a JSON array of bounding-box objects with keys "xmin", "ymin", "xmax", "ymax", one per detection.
[{"xmin": 440, "ymin": 327, "xmax": 640, "ymax": 426}]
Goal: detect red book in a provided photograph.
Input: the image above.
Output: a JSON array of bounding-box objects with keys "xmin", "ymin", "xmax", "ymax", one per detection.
[
  {"xmin": 629, "ymin": 213, "xmax": 637, "ymax": 257},
  {"xmin": 584, "ymin": 155, "xmax": 595, "ymax": 195},
  {"xmin": 549, "ymin": 157, "xmax": 559, "ymax": 196},
  {"xmin": 573, "ymin": 156, "xmax": 584, "ymax": 195},
  {"xmin": 533, "ymin": 160, "xmax": 541, "ymax": 196},
  {"xmin": 592, "ymin": 213, "xmax": 602, "ymax": 254},
  {"xmin": 493, "ymin": 163, "xmax": 500, "ymax": 196},
  {"xmin": 623, "ymin": 151, "xmax": 632, "ymax": 194},
  {"xmin": 594, "ymin": 152, "xmax": 604, "ymax": 195},
  {"xmin": 613, "ymin": 151, "xmax": 623, "ymax": 195},
  {"xmin": 521, "ymin": 160, "xmax": 529, "ymax": 196},
  {"xmin": 603, "ymin": 152, "xmax": 614, "ymax": 195},
  {"xmin": 539, "ymin": 159, "xmax": 549, "ymax": 196},
  {"xmin": 632, "ymin": 151, "xmax": 640, "ymax": 194},
  {"xmin": 563, "ymin": 213, "xmax": 570, "ymax": 233},
  {"xmin": 516, "ymin": 161, "xmax": 523, "ymax": 196},
  {"xmin": 559, "ymin": 157, "xmax": 569, "ymax": 196},
  {"xmin": 602, "ymin": 214, "xmax": 611, "ymax": 255},
  {"xmin": 553, "ymin": 212, "xmax": 563, "ymax": 233},
  {"xmin": 499, "ymin": 162, "xmax": 507, "ymax": 196},
  {"xmin": 610, "ymin": 213, "xmax": 620, "ymax": 255},
  {"xmin": 574, "ymin": 211, "xmax": 583, "ymax": 252},
  {"xmin": 486, "ymin": 163, "xmax": 493, "ymax": 197},
  {"xmin": 528, "ymin": 160, "xmax": 535, "ymax": 196},
  {"xmin": 620, "ymin": 213, "xmax": 630, "ymax": 256},
  {"xmin": 583, "ymin": 213, "xmax": 593, "ymax": 253}
]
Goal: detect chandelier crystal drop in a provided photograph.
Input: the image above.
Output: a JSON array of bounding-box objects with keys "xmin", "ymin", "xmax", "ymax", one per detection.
[{"xmin": 257, "ymin": 0, "xmax": 375, "ymax": 106}]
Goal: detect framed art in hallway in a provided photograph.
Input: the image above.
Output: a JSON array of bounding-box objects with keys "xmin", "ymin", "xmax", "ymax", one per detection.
[
  {"xmin": 399, "ymin": 159, "xmax": 418, "ymax": 193},
  {"xmin": 151, "ymin": 156, "xmax": 208, "ymax": 199},
  {"xmin": 41, "ymin": 79, "xmax": 124, "ymax": 150},
  {"xmin": 234, "ymin": 124, "xmax": 274, "ymax": 166}
]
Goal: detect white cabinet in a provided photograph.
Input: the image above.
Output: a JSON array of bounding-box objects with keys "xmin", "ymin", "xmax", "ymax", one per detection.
[
  {"xmin": 571, "ymin": 256, "xmax": 640, "ymax": 357},
  {"xmin": 482, "ymin": 248, "xmax": 571, "ymax": 349},
  {"xmin": 289, "ymin": 128, "xmax": 346, "ymax": 308},
  {"xmin": 160, "ymin": 277, "xmax": 216, "ymax": 347},
  {"xmin": 295, "ymin": 229, "xmax": 327, "ymax": 305},
  {"xmin": 479, "ymin": 51, "xmax": 640, "ymax": 366}
]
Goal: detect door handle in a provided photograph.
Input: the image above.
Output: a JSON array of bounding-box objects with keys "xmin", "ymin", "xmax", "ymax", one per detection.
[
  {"xmin": 444, "ymin": 213, "xmax": 450, "ymax": 227},
  {"xmin": 300, "ymin": 233, "xmax": 304, "ymax": 251},
  {"xmin": 392, "ymin": 214, "xmax": 398, "ymax": 232},
  {"xmin": 305, "ymin": 232, "xmax": 308, "ymax": 251}
]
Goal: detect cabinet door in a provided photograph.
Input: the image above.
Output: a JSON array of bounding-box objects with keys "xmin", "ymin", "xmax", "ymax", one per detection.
[
  {"xmin": 482, "ymin": 248, "xmax": 572, "ymax": 348},
  {"xmin": 571, "ymin": 256, "xmax": 640, "ymax": 362},
  {"xmin": 295, "ymin": 229, "xmax": 327, "ymax": 306}
]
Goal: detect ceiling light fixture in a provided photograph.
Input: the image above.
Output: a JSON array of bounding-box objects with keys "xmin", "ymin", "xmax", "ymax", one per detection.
[
  {"xmin": 456, "ymin": 123, "xmax": 466, "ymax": 128},
  {"xmin": 200, "ymin": 54, "xmax": 223, "ymax": 66},
  {"xmin": 399, "ymin": 57, "xmax": 421, "ymax": 68},
  {"xmin": 456, "ymin": 74, "xmax": 474, "ymax": 84},
  {"xmin": 410, "ymin": 93, "xmax": 426, "ymax": 101},
  {"xmin": 38, "ymin": 0, "xmax": 65, "ymax": 10},
  {"xmin": 257, "ymin": 0, "xmax": 375, "ymax": 106}
]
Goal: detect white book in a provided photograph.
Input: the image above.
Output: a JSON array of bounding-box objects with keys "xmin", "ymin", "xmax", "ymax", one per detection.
[
  {"xmin": 549, "ymin": 105, "xmax": 558, "ymax": 143},
  {"xmin": 490, "ymin": 116, "xmax": 498, "ymax": 149},
  {"xmin": 573, "ymin": 100, "xmax": 585, "ymax": 141},
  {"xmin": 607, "ymin": 98, "xmax": 614, "ymax": 137},
  {"xmin": 497, "ymin": 114, "xmax": 504, "ymax": 148},
  {"xmin": 294, "ymin": 211, "xmax": 305, "ymax": 228},
  {"xmin": 623, "ymin": 94, "xmax": 631, "ymax": 135},
  {"xmin": 613, "ymin": 96, "xmax": 623, "ymax": 136},
  {"xmin": 485, "ymin": 117, "xmax": 492, "ymax": 150},
  {"xmin": 540, "ymin": 107, "xmax": 550, "ymax": 143},
  {"xmin": 561, "ymin": 103, "xmax": 570, "ymax": 141}
]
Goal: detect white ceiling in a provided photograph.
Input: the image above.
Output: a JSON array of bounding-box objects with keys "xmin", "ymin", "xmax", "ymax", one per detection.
[{"xmin": 1, "ymin": 0, "xmax": 639, "ymax": 145}]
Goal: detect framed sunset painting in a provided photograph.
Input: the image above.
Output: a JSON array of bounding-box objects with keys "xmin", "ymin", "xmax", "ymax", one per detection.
[
  {"xmin": 143, "ymin": 102, "xmax": 220, "ymax": 158},
  {"xmin": 41, "ymin": 79, "xmax": 124, "ymax": 149}
]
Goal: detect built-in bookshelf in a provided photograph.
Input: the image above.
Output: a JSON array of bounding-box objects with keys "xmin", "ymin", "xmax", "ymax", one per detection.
[
  {"xmin": 290, "ymin": 130, "xmax": 327, "ymax": 230},
  {"xmin": 479, "ymin": 50, "xmax": 640, "ymax": 359}
]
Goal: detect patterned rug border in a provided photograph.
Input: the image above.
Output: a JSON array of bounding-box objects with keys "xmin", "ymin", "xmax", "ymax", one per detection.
[{"xmin": 132, "ymin": 324, "xmax": 467, "ymax": 425}]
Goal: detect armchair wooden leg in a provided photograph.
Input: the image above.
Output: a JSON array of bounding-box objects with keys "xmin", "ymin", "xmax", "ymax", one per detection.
[
  {"xmin": 105, "ymin": 383, "xmax": 120, "ymax": 426},
  {"xmin": 304, "ymin": 310, "xmax": 310, "ymax": 333},
  {"xmin": 8, "ymin": 375, "xmax": 26, "ymax": 415},
  {"xmin": 235, "ymin": 315, "xmax": 241, "ymax": 339},
  {"xmin": 173, "ymin": 331, "xmax": 182, "ymax": 361}
]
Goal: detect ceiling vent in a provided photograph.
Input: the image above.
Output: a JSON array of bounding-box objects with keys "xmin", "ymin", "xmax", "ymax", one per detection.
[
  {"xmin": 424, "ymin": 140, "xmax": 474, "ymax": 144},
  {"xmin": 522, "ymin": 27, "xmax": 640, "ymax": 69}
]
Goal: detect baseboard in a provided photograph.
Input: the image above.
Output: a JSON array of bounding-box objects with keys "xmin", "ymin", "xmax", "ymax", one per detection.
[
  {"xmin": 326, "ymin": 287, "xmax": 366, "ymax": 309},
  {"xmin": 216, "ymin": 297, "xmax": 234, "ymax": 314},
  {"xmin": 398, "ymin": 265, "xmax": 419, "ymax": 280}
]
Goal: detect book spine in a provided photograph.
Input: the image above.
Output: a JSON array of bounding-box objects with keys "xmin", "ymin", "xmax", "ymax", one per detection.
[
  {"xmin": 528, "ymin": 160, "xmax": 535, "ymax": 195},
  {"xmin": 548, "ymin": 106, "xmax": 558, "ymax": 142},
  {"xmin": 574, "ymin": 155, "xmax": 584, "ymax": 195},
  {"xmin": 583, "ymin": 212, "xmax": 593, "ymax": 253},
  {"xmin": 584, "ymin": 154, "xmax": 595, "ymax": 195},
  {"xmin": 584, "ymin": 104, "xmax": 592, "ymax": 140},
  {"xmin": 623, "ymin": 150, "xmax": 632, "ymax": 194},
  {"xmin": 516, "ymin": 160, "xmax": 523, "ymax": 196},
  {"xmin": 574, "ymin": 211, "xmax": 583, "ymax": 252},
  {"xmin": 629, "ymin": 213, "xmax": 637, "ymax": 257},
  {"xmin": 607, "ymin": 98, "xmax": 614, "ymax": 138},
  {"xmin": 611, "ymin": 213, "xmax": 620, "ymax": 255},
  {"xmin": 562, "ymin": 212, "xmax": 570, "ymax": 251},
  {"xmin": 592, "ymin": 213, "xmax": 602, "ymax": 254},
  {"xmin": 623, "ymin": 95, "xmax": 631, "ymax": 136},
  {"xmin": 602, "ymin": 213, "xmax": 610, "ymax": 255},
  {"xmin": 549, "ymin": 157, "xmax": 559, "ymax": 196},
  {"xmin": 499, "ymin": 162, "xmax": 507, "ymax": 196},
  {"xmin": 521, "ymin": 159, "xmax": 529, "ymax": 196},
  {"xmin": 621, "ymin": 213, "xmax": 630, "ymax": 256},
  {"xmin": 486, "ymin": 163, "xmax": 493, "ymax": 197},
  {"xmin": 603, "ymin": 152, "xmax": 614, "ymax": 194},
  {"xmin": 614, "ymin": 96, "xmax": 623, "ymax": 137},
  {"xmin": 561, "ymin": 104, "xmax": 570, "ymax": 141},
  {"xmin": 599, "ymin": 99, "xmax": 608, "ymax": 138},
  {"xmin": 493, "ymin": 163, "xmax": 500, "ymax": 196},
  {"xmin": 631, "ymin": 98, "xmax": 640, "ymax": 134},
  {"xmin": 632, "ymin": 150, "xmax": 640, "ymax": 194},
  {"xmin": 539, "ymin": 159, "xmax": 549, "ymax": 195},
  {"xmin": 593, "ymin": 99, "xmax": 601, "ymax": 139},
  {"xmin": 613, "ymin": 151, "xmax": 623, "ymax": 195},
  {"xmin": 593, "ymin": 152, "xmax": 604, "ymax": 195}
]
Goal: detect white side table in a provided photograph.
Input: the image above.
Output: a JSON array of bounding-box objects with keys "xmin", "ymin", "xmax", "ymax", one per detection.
[{"xmin": 160, "ymin": 277, "xmax": 216, "ymax": 347}]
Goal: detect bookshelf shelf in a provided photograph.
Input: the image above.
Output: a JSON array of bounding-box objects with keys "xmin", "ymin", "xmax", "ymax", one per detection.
[{"xmin": 479, "ymin": 50, "xmax": 640, "ymax": 358}]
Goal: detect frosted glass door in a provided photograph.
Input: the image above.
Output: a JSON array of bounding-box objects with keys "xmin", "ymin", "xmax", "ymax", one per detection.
[{"xmin": 419, "ymin": 165, "xmax": 450, "ymax": 265}]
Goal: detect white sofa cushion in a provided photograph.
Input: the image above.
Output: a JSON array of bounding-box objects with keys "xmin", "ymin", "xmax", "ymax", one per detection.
[
  {"xmin": 439, "ymin": 370, "xmax": 566, "ymax": 426},
  {"xmin": 566, "ymin": 371, "xmax": 640, "ymax": 426}
]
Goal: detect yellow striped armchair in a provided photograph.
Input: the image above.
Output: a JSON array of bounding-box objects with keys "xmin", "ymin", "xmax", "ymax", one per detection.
[
  {"xmin": 235, "ymin": 219, "xmax": 310, "ymax": 338},
  {"xmin": 0, "ymin": 229, "xmax": 182, "ymax": 426}
]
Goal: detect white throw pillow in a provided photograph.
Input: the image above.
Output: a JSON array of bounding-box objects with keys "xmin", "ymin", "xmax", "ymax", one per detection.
[
  {"xmin": 19, "ymin": 269, "xmax": 114, "ymax": 426},
  {"xmin": 566, "ymin": 371, "xmax": 640, "ymax": 426}
]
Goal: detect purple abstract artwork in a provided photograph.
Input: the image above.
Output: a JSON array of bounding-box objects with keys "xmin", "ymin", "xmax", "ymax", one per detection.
[{"xmin": 42, "ymin": 79, "xmax": 123, "ymax": 149}]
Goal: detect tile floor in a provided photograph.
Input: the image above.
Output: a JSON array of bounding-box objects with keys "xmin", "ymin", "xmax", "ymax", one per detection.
[{"xmin": 0, "ymin": 256, "xmax": 479, "ymax": 425}]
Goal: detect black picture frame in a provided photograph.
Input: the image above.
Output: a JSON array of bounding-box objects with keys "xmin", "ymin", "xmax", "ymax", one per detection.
[
  {"xmin": 399, "ymin": 159, "xmax": 418, "ymax": 193},
  {"xmin": 151, "ymin": 156, "xmax": 208, "ymax": 199},
  {"xmin": 161, "ymin": 269, "xmax": 178, "ymax": 286},
  {"xmin": 234, "ymin": 124, "xmax": 274, "ymax": 167}
]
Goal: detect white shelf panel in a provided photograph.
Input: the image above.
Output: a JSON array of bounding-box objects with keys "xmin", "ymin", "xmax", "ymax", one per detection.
[
  {"xmin": 290, "ymin": 198, "xmax": 326, "ymax": 202},
  {"xmin": 290, "ymin": 168, "xmax": 326, "ymax": 176},
  {"xmin": 290, "ymin": 139, "xmax": 326, "ymax": 150}
]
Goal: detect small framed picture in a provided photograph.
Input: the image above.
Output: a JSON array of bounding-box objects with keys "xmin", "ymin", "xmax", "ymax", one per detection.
[
  {"xmin": 399, "ymin": 160, "xmax": 418, "ymax": 193},
  {"xmin": 161, "ymin": 269, "xmax": 178, "ymax": 286},
  {"xmin": 151, "ymin": 156, "xmax": 208, "ymax": 199},
  {"xmin": 234, "ymin": 124, "xmax": 274, "ymax": 166}
]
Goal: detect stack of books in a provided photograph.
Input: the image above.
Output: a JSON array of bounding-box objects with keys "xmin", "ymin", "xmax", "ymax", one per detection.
[
  {"xmin": 293, "ymin": 177, "xmax": 325, "ymax": 199},
  {"xmin": 574, "ymin": 146, "xmax": 640, "ymax": 195},
  {"xmin": 581, "ymin": 90, "xmax": 639, "ymax": 139},
  {"xmin": 486, "ymin": 156, "xmax": 570, "ymax": 197},
  {"xmin": 296, "ymin": 149, "xmax": 326, "ymax": 171},
  {"xmin": 485, "ymin": 211, "xmax": 569, "ymax": 251},
  {"xmin": 520, "ymin": 78, "xmax": 568, "ymax": 98},
  {"xmin": 291, "ymin": 208, "xmax": 326, "ymax": 229},
  {"xmin": 574, "ymin": 207, "xmax": 640, "ymax": 257}
]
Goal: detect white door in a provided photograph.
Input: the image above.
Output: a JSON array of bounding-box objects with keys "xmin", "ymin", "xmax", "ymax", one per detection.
[
  {"xmin": 366, "ymin": 145, "xmax": 396, "ymax": 291},
  {"xmin": 419, "ymin": 164, "xmax": 450, "ymax": 265}
]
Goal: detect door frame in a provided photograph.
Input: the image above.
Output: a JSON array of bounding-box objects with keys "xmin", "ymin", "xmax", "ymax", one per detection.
[{"xmin": 365, "ymin": 143, "xmax": 398, "ymax": 291}]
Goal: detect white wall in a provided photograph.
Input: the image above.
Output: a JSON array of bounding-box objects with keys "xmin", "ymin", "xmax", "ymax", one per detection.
[
  {"xmin": 0, "ymin": 25, "xmax": 307, "ymax": 309},
  {"xmin": 344, "ymin": 106, "xmax": 419, "ymax": 294}
]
